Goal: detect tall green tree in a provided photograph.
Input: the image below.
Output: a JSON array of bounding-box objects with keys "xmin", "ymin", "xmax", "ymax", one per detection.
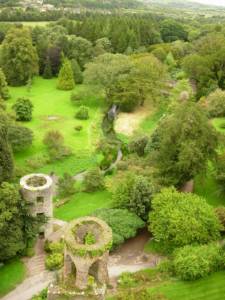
[
  {"xmin": 0, "ymin": 112, "xmax": 14, "ymax": 184},
  {"xmin": 70, "ymin": 59, "xmax": 83, "ymax": 84},
  {"xmin": 149, "ymin": 188, "xmax": 221, "ymax": 250},
  {"xmin": 1, "ymin": 28, "xmax": 39, "ymax": 86},
  {"xmin": 43, "ymin": 56, "xmax": 53, "ymax": 79},
  {"xmin": 150, "ymin": 101, "xmax": 218, "ymax": 187},
  {"xmin": 0, "ymin": 68, "xmax": 10, "ymax": 100},
  {"xmin": 57, "ymin": 59, "xmax": 75, "ymax": 90}
]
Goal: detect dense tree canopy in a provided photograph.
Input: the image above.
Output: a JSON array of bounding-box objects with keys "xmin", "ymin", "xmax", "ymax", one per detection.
[
  {"xmin": 150, "ymin": 101, "xmax": 218, "ymax": 187},
  {"xmin": 149, "ymin": 188, "xmax": 221, "ymax": 250},
  {"xmin": 1, "ymin": 28, "xmax": 38, "ymax": 86}
]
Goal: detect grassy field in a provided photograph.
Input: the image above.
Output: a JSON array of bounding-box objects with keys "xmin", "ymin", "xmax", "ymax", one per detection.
[
  {"xmin": 8, "ymin": 77, "xmax": 103, "ymax": 176},
  {"xmin": 0, "ymin": 21, "xmax": 52, "ymax": 27},
  {"xmin": 0, "ymin": 259, "xmax": 26, "ymax": 297},
  {"xmin": 54, "ymin": 190, "xmax": 113, "ymax": 221},
  {"xmin": 152, "ymin": 271, "xmax": 225, "ymax": 300}
]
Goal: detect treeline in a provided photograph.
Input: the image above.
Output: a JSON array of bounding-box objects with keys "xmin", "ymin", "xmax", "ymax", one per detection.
[{"xmin": 43, "ymin": 0, "xmax": 141, "ymax": 9}]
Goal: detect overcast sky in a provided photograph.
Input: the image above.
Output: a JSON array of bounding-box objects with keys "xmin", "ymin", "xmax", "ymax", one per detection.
[{"xmin": 194, "ymin": 0, "xmax": 225, "ymax": 6}]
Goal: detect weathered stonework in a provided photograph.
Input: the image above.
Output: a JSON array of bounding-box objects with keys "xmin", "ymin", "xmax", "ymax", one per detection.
[
  {"xmin": 63, "ymin": 217, "xmax": 113, "ymax": 290},
  {"xmin": 20, "ymin": 173, "xmax": 53, "ymax": 238}
]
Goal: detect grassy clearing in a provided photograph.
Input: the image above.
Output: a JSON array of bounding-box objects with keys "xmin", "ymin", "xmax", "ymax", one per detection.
[
  {"xmin": 0, "ymin": 259, "xmax": 26, "ymax": 297},
  {"xmin": 8, "ymin": 77, "xmax": 103, "ymax": 176},
  {"xmin": 0, "ymin": 21, "xmax": 52, "ymax": 27},
  {"xmin": 54, "ymin": 190, "xmax": 113, "ymax": 221},
  {"xmin": 139, "ymin": 105, "xmax": 165, "ymax": 134},
  {"xmin": 151, "ymin": 271, "xmax": 225, "ymax": 300}
]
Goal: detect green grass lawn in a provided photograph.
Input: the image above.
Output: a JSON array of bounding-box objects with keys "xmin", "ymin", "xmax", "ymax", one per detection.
[
  {"xmin": 151, "ymin": 271, "xmax": 225, "ymax": 300},
  {"xmin": 0, "ymin": 259, "xmax": 26, "ymax": 297},
  {"xmin": 140, "ymin": 105, "xmax": 166, "ymax": 134},
  {"xmin": 8, "ymin": 77, "xmax": 103, "ymax": 176},
  {"xmin": 54, "ymin": 190, "xmax": 113, "ymax": 221}
]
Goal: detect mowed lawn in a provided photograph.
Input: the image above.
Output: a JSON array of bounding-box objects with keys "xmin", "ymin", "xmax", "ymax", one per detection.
[
  {"xmin": 8, "ymin": 77, "xmax": 103, "ymax": 176},
  {"xmin": 0, "ymin": 259, "xmax": 26, "ymax": 297},
  {"xmin": 151, "ymin": 271, "xmax": 225, "ymax": 300},
  {"xmin": 54, "ymin": 190, "xmax": 113, "ymax": 221}
]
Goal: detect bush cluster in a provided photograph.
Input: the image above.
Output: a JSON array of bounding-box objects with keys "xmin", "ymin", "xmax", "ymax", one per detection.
[
  {"xmin": 45, "ymin": 241, "xmax": 64, "ymax": 271},
  {"xmin": 172, "ymin": 244, "xmax": 224, "ymax": 281},
  {"xmin": 75, "ymin": 106, "xmax": 89, "ymax": 120},
  {"xmin": 12, "ymin": 98, "xmax": 33, "ymax": 121}
]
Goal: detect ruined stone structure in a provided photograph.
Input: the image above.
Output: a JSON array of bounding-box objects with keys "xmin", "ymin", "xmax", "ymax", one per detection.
[
  {"xmin": 63, "ymin": 216, "xmax": 113, "ymax": 290},
  {"xmin": 20, "ymin": 173, "xmax": 53, "ymax": 238}
]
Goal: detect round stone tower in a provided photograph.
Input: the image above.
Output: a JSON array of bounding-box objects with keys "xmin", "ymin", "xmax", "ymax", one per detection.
[
  {"xmin": 20, "ymin": 173, "xmax": 53, "ymax": 238},
  {"xmin": 63, "ymin": 216, "xmax": 113, "ymax": 290}
]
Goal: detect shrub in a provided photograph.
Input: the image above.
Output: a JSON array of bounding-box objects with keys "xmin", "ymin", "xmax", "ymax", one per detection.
[
  {"xmin": 74, "ymin": 125, "xmax": 83, "ymax": 132},
  {"xmin": 173, "ymin": 244, "xmax": 224, "ymax": 281},
  {"xmin": 12, "ymin": 98, "xmax": 33, "ymax": 121},
  {"xmin": 84, "ymin": 168, "xmax": 105, "ymax": 192},
  {"xmin": 58, "ymin": 173, "xmax": 76, "ymax": 198},
  {"xmin": 113, "ymin": 174, "xmax": 153, "ymax": 220},
  {"xmin": 93, "ymin": 208, "xmax": 145, "ymax": 249},
  {"xmin": 75, "ymin": 106, "xmax": 89, "ymax": 120},
  {"xmin": 215, "ymin": 153, "xmax": 225, "ymax": 195},
  {"xmin": 45, "ymin": 253, "xmax": 64, "ymax": 271},
  {"xmin": 215, "ymin": 207, "xmax": 225, "ymax": 232},
  {"xmin": 84, "ymin": 232, "xmax": 96, "ymax": 245},
  {"xmin": 149, "ymin": 188, "xmax": 221, "ymax": 250},
  {"xmin": 200, "ymin": 89, "xmax": 225, "ymax": 118},
  {"xmin": 43, "ymin": 130, "xmax": 71, "ymax": 161},
  {"xmin": 71, "ymin": 59, "xmax": 83, "ymax": 84},
  {"xmin": 129, "ymin": 135, "xmax": 149, "ymax": 157},
  {"xmin": 98, "ymin": 139, "xmax": 119, "ymax": 170},
  {"xmin": 8, "ymin": 125, "xmax": 33, "ymax": 152}
]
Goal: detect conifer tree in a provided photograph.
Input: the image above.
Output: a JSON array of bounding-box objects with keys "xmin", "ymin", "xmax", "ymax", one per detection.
[
  {"xmin": 71, "ymin": 59, "xmax": 83, "ymax": 84},
  {"xmin": 43, "ymin": 56, "xmax": 53, "ymax": 79},
  {"xmin": 0, "ymin": 68, "xmax": 10, "ymax": 100},
  {"xmin": 57, "ymin": 59, "xmax": 75, "ymax": 90}
]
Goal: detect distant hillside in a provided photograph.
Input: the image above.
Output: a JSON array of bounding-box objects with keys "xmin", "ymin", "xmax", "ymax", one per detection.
[{"xmin": 43, "ymin": 0, "xmax": 144, "ymax": 9}]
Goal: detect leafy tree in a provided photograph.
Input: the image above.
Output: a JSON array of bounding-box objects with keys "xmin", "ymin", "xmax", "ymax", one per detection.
[
  {"xmin": 84, "ymin": 53, "xmax": 134, "ymax": 100},
  {"xmin": 68, "ymin": 36, "xmax": 93, "ymax": 69},
  {"xmin": 0, "ymin": 112, "xmax": 14, "ymax": 183},
  {"xmin": 58, "ymin": 173, "xmax": 76, "ymax": 198},
  {"xmin": 0, "ymin": 182, "xmax": 43, "ymax": 261},
  {"xmin": 113, "ymin": 174, "xmax": 153, "ymax": 220},
  {"xmin": 57, "ymin": 59, "xmax": 75, "ymax": 90},
  {"xmin": 93, "ymin": 208, "xmax": 145, "ymax": 249},
  {"xmin": 149, "ymin": 188, "xmax": 221, "ymax": 250},
  {"xmin": 173, "ymin": 244, "xmax": 224, "ymax": 281},
  {"xmin": 43, "ymin": 56, "xmax": 53, "ymax": 79},
  {"xmin": 200, "ymin": 89, "xmax": 225, "ymax": 118},
  {"xmin": 0, "ymin": 182, "xmax": 24, "ymax": 260},
  {"xmin": 84, "ymin": 168, "xmax": 105, "ymax": 192},
  {"xmin": 160, "ymin": 19, "xmax": 188, "ymax": 42},
  {"xmin": 71, "ymin": 59, "xmax": 83, "ymax": 84},
  {"xmin": 12, "ymin": 98, "xmax": 33, "ymax": 122},
  {"xmin": 43, "ymin": 130, "xmax": 71, "ymax": 161},
  {"xmin": 151, "ymin": 102, "xmax": 218, "ymax": 187},
  {"xmin": 8, "ymin": 125, "xmax": 33, "ymax": 152},
  {"xmin": 0, "ymin": 68, "xmax": 10, "ymax": 100},
  {"xmin": 215, "ymin": 153, "xmax": 225, "ymax": 195},
  {"xmin": 1, "ymin": 28, "xmax": 38, "ymax": 86},
  {"xmin": 109, "ymin": 54, "xmax": 167, "ymax": 111},
  {"xmin": 94, "ymin": 37, "xmax": 112, "ymax": 57},
  {"xmin": 215, "ymin": 207, "xmax": 225, "ymax": 232}
]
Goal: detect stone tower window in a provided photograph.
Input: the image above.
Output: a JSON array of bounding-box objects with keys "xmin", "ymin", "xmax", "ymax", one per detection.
[{"xmin": 37, "ymin": 196, "xmax": 44, "ymax": 203}]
